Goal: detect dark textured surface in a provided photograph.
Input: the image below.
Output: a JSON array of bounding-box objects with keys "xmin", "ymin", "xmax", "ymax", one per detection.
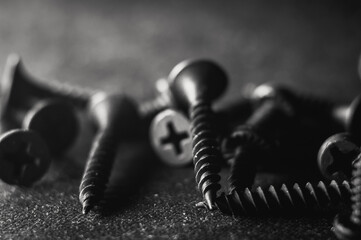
[{"xmin": 1, "ymin": 0, "xmax": 361, "ymax": 239}]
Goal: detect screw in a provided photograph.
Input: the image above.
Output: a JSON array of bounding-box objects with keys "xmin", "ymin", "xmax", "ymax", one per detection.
[
  {"xmin": 150, "ymin": 109, "xmax": 192, "ymax": 167},
  {"xmin": 317, "ymin": 133, "xmax": 361, "ymax": 239},
  {"xmin": 168, "ymin": 59, "xmax": 228, "ymax": 209},
  {"xmin": 0, "ymin": 54, "xmax": 94, "ymax": 125},
  {"xmin": 197, "ymin": 180, "xmax": 351, "ymax": 215},
  {"xmin": 0, "ymin": 129, "xmax": 51, "ymax": 186},
  {"xmin": 79, "ymin": 93, "xmax": 140, "ymax": 214},
  {"xmin": 224, "ymin": 84, "xmax": 295, "ymax": 193},
  {"xmin": 318, "ymin": 133, "xmax": 358, "ymax": 181},
  {"xmin": 246, "ymin": 83, "xmax": 361, "ymax": 141}
]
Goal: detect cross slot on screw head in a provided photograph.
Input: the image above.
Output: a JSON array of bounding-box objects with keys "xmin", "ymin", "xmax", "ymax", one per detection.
[{"xmin": 150, "ymin": 109, "xmax": 192, "ymax": 167}]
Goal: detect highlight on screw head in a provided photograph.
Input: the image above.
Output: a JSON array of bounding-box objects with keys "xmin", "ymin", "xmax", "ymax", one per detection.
[
  {"xmin": 150, "ymin": 109, "xmax": 192, "ymax": 167},
  {"xmin": 0, "ymin": 129, "xmax": 51, "ymax": 186},
  {"xmin": 317, "ymin": 132, "xmax": 359, "ymax": 181},
  {"xmin": 22, "ymin": 100, "xmax": 79, "ymax": 155},
  {"xmin": 168, "ymin": 59, "xmax": 228, "ymax": 111}
]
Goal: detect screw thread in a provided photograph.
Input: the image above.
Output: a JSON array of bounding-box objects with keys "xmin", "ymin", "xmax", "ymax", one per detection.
[
  {"xmin": 228, "ymin": 130, "xmax": 269, "ymax": 192},
  {"xmin": 79, "ymin": 130, "xmax": 119, "ymax": 214},
  {"xmin": 33, "ymin": 79, "xmax": 95, "ymax": 109},
  {"xmin": 190, "ymin": 100, "xmax": 222, "ymax": 209},
  {"xmin": 199, "ymin": 180, "xmax": 351, "ymax": 215}
]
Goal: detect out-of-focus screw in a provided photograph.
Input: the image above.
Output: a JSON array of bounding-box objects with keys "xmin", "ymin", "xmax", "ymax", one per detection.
[
  {"xmin": 0, "ymin": 129, "xmax": 51, "ymax": 186},
  {"xmin": 224, "ymin": 84, "xmax": 295, "ymax": 192},
  {"xmin": 150, "ymin": 109, "xmax": 192, "ymax": 167},
  {"xmin": 22, "ymin": 100, "xmax": 79, "ymax": 155},
  {"xmin": 79, "ymin": 93, "xmax": 140, "ymax": 214},
  {"xmin": 0, "ymin": 54, "xmax": 94, "ymax": 125},
  {"xmin": 168, "ymin": 59, "xmax": 228, "ymax": 209},
  {"xmin": 318, "ymin": 133, "xmax": 359, "ymax": 181}
]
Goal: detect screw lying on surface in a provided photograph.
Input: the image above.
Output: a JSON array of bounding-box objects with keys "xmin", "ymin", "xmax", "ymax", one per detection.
[
  {"xmin": 0, "ymin": 54, "xmax": 94, "ymax": 125},
  {"xmin": 224, "ymin": 83, "xmax": 295, "ymax": 192},
  {"xmin": 318, "ymin": 133, "xmax": 361, "ymax": 239},
  {"xmin": 197, "ymin": 180, "xmax": 351, "ymax": 215},
  {"xmin": 79, "ymin": 93, "xmax": 140, "ymax": 214},
  {"xmin": 150, "ymin": 109, "xmax": 192, "ymax": 167},
  {"xmin": 168, "ymin": 59, "xmax": 228, "ymax": 209},
  {"xmin": 0, "ymin": 129, "xmax": 51, "ymax": 186}
]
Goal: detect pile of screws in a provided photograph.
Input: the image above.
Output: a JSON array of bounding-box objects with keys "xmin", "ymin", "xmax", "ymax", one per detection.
[{"xmin": 0, "ymin": 54, "xmax": 360, "ymax": 239}]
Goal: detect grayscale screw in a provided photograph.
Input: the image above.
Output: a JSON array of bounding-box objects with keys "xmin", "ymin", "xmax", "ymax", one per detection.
[
  {"xmin": 317, "ymin": 133, "xmax": 361, "ymax": 240},
  {"xmin": 79, "ymin": 93, "xmax": 140, "ymax": 214},
  {"xmin": 0, "ymin": 54, "xmax": 94, "ymax": 125},
  {"xmin": 168, "ymin": 59, "xmax": 228, "ymax": 209},
  {"xmin": 150, "ymin": 109, "xmax": 192, "ymax": 167}
]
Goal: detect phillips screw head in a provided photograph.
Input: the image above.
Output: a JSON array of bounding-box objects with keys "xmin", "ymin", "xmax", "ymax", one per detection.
[
  {"xmin": 0, "ymin": 129, "xmax": 51, "ymax": 186},
  {"xmin": 318, "ymin": 132, "xmax": 359, "ymax": 181},
  {"xmin": 150, "ymin": 109, "xmax": 192, "ymax": 167}
]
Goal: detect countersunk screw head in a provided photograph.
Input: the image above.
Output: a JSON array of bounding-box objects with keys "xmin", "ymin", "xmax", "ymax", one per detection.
[
  {"xmin": 150, "ymin": 109, "xmax": 192, "ymax": 167},
  {"xmin": 318, "ymin": 132, "xmax": 359, "ymax": 180},
  {"xmin": 0, "ymin": 129, "xmax": 51, "ymax": 186},
  {"xmin": 22, "ymin": 100, "xmax": 79, "ymax": 155},
  {"xmin": 169, "ymin": 59, "xmax": 228, "ymax": 111}
]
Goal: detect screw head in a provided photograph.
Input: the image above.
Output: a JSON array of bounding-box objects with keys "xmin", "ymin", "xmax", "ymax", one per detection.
[
  {"xmin": 318, "ymin": 132, "xmax": 359, "ymax": 180},
  {"xmin": 0, "ymin": 54, "xmax": 24, "ymax": 121},
  {"xmin": 150, "ymin": 109, "xmax": 192, "ymax": 167},
  {"xmin": 0, "ymin": 129, "xmax": 51, "ymax": 186},
  {"xmin": 23, "ymin": 100, "xmax": 79, "ymax": 155},
  {"xmin": 168, "ymin": 59, "xmax": 228, "ymax": 111}
]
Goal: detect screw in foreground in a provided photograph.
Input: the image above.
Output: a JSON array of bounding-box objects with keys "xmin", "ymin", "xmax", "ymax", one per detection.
[
  {"xmin": 149, "ymin": 109, "xmax": 192, "ymax": 167},
  {"xmin": 168, "ymin": 59, "xmax": 228, "ymax": 209},
  {"xmin": 0, "ymin": 129, "xmax": 51, "ymax": 186},
  {"xmin": 79, "ymin": 93, "xmax": 140, "ymax": 214}
]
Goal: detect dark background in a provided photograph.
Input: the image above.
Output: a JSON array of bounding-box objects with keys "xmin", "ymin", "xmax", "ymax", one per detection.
[{"xmin": 0, "ymin": 0, "xmax": 361, "ymax": 239}]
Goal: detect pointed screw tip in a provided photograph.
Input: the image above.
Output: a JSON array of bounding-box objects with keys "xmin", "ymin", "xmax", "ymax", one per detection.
[{"xmin": 82, "ymin": 205, "xmax": 92, "ymax": 215}]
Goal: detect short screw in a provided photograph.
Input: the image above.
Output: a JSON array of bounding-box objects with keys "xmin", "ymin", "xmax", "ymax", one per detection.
[
  {"xmin": 0, "ymin": 129, "xmax": 51, "ymax": 186},
  {"xmin": 168, "ymin": 59, "xmax": 228, "ymax": 209},
  {"xmin": 149, "ymin": 109, "xmax": 192, "ymax": 167},
  {"xmin": 79, "ymin": 93, "xmax": 140, "ymax": 214}
]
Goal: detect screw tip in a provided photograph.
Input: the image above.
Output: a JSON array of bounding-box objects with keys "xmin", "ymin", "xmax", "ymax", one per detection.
[
  {"xmin": 204, "ymin": 191, "xmax": 217, "ymax": 210},
  {"xmin": 82, "ymin": 203, "xmax": 92, "ymax": 215}
]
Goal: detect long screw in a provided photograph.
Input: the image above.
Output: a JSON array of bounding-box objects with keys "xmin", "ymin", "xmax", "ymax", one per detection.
[
  {"xmin": 168, "ymin": 59, "xmax": 228, "ymax": 209},
  {"xmin": 79, "ymin": 93, "xmax": 140, "ymax": 214}
]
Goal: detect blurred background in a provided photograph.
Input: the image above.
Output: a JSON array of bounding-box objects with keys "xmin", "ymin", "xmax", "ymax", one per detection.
[{"xmin": 1, "ymin": 0, "xmax": 361, "ymax": 239}]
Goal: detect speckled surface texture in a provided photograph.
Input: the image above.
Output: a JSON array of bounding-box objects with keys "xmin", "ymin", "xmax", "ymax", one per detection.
[{"xmin": 1, "ymin": 0, "xmax": 361, "ymax": 239}]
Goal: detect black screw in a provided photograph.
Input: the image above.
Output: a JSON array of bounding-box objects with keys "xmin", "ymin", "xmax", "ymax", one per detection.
[
  {"xmin": 79, "ymin": 93, "xmax": 140, "ymax": 214},
  {"xmin": 317, "ymin": 133, "xmax": 361, "ymax": 239},
  {"xmin": 168, "ymin": 59, "xmax": 228, "ymax": 209},
  {"xmin": 0, "ymin": 54, "xmax": 94, "ymax": 125},
  {"xmin": 224, "ymin": 84, "xmax": 295, "ymax": 193}
]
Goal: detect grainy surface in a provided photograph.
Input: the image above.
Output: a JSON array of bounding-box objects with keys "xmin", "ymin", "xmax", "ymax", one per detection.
[{"xmin": 1, "ymin": 0, "xmax": 361, "ymax": 239}]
